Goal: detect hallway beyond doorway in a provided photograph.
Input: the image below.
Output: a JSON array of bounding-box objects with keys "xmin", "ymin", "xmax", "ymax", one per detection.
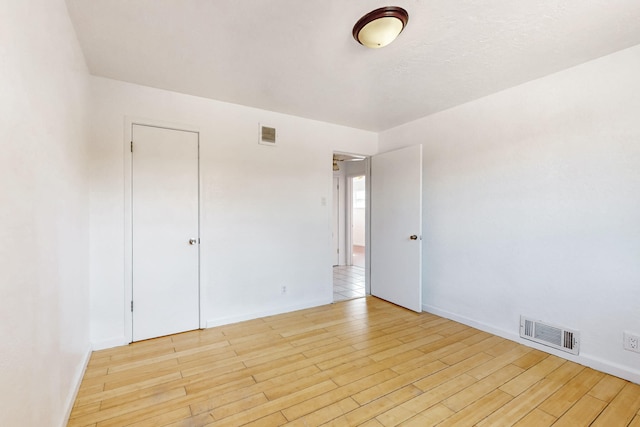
[
  {"xmin": 352, "ymin": 245, "xmax": 365, "ymax": 268},
  {"xmin": 333, "ymin": 265, "xmax": 365, "ymax": 302}
]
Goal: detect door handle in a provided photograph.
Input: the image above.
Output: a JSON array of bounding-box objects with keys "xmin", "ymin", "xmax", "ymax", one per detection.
[
  {"xmin": 189, "ymin": 238, "xmax": 197, "ymax": 245},
  {"xmin": 409, "ymin": 235, "xmax": 418, "ymax": 240}
]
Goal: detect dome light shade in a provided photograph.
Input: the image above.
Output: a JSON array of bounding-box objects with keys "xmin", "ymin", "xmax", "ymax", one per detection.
[{"xmin": 353, "ymin": 7, "xmax": 409, "ymax": 49}]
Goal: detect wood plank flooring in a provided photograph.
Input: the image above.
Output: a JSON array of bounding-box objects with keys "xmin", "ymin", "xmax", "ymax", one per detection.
[{"xmin": 68, "ymin": 297, "xmax": 640, "ymax": 426}]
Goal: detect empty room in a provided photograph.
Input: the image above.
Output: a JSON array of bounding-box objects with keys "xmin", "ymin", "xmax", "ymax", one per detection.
[{"xmin": 2, "ymin": 1, "xmax": 640, "ymax": 426}]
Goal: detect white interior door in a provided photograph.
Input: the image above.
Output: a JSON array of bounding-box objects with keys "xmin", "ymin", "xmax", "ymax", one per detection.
[
  {"xmin": 370, "ymin": 145, "xmax": 422, "ymax": 312},
  {"xmin": 132, "ymin": 124, "xmax": 199, "ymax": 341}
]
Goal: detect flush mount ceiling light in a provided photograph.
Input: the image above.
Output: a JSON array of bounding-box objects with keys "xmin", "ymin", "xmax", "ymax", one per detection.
[{"xmin": 352, "ymin": 6, "xmax": 409, "ymax": 49}]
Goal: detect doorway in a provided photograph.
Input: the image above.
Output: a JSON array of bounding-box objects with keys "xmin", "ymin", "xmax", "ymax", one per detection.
[{"xmin": 332, "ymin": 153, "xmax": 367, "ymax": 302}]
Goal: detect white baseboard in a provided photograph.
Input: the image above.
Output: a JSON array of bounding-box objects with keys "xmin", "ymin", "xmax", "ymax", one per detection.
[
  {"xmin": 423, "ymin": 303, "xmax": 640, "ymax": 385},
  {"xmin": 91, "ymin": 335, "xmax": 128, "ymax": 351},
  {"xmin": 207, "ymin": 298, "xmax": 331, "ymax": 329},
  {"xmin": 60, "ymin": 343, "xmax": 92, "ymax": 427},
  {"xmin": 581, "ymin": 354, "xmax": 640, "ymax": 385}
]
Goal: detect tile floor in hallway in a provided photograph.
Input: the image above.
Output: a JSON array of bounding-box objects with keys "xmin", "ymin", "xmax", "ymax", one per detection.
[{"xmin": 333, "ymin": 265, "xmax": 366, "ymax": 302}]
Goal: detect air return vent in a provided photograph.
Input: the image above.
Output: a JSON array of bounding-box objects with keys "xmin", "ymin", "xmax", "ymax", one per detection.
[
  {"xmin": 520, "ymin": 316, "xmax": 580, "ymax": 355},
  {"xmin": 259, "ymin": 124, "xmax": 276, "ymax": 146}
]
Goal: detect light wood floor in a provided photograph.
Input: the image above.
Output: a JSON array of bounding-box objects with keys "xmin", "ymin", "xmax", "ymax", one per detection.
[{"xmin": 68, "ymin": 297, "xmax": 640, "ymax": 427}]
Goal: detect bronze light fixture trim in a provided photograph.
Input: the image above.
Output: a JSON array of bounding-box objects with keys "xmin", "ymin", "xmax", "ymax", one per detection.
[{"xmin": 352, "ymin": 6, "xmax": 409, "ymax": 48}]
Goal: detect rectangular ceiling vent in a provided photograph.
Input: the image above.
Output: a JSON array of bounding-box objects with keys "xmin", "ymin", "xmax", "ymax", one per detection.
[
  {"xmin": 520, "ymin": 316, "xmax": 580, "ymax": 355},
  {"xmin": 259, "ymin": 124, "xmax": 276, "ymax": 146}
]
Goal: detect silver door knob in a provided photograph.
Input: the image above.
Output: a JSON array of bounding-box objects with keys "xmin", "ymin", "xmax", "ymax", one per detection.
[
  {"xmin": 189, "ymin": 238, "xmax": 197, "ymax": 245},
  {"xmin": 409, "ymin": 235, "xmax": 418, "ymax": 240}
]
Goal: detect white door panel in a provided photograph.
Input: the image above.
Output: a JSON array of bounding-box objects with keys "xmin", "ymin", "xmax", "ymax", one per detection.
[
  {"xmin": 370, "ymin": 145, "xmax": 422, "ymax": 312},
  {"xmin": 132, "ymin": 124, "xmax": 199, "ymax": 341}
]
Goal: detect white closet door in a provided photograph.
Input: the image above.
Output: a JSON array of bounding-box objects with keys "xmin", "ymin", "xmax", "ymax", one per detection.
[{"xmin": 132, "ymin": 124, "xmax": 199, "ymax": 341}]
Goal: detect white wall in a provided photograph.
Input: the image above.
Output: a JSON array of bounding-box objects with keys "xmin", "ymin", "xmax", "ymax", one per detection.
[
  {"xmin": 0, "ymin": 1, "xmax": 91, "ymax": 426},
  {"xmin": 344, "ymin": 158, "xmax": 367, "ymax": 177},
  {"xmin": 344, "ymin": 161, "xmax": 367, "ymax": 250},
  {"xmin": 380, "ymin": 45, "xmax": 640, "ymax": 383},
  {"xmin": 89, "ymin": 77, "xmax": 377, "ymax": 347}
]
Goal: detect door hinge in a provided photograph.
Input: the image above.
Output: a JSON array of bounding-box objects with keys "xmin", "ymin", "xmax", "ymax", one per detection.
[
  {"xmin": 130, "ymin": 141, "xmax": 133, "ymax": 153},
  {"xmin": 131, "ymin": 300, "xmax": 133, "ymax": 312}
]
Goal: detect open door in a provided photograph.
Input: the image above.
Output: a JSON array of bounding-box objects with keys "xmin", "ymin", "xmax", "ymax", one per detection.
[{"xmin": 370, "ymin": 145, "xmax": 422, "ymax": 312}]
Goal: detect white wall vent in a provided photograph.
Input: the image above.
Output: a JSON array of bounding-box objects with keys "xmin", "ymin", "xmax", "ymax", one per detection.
[
  {"xmin": 519, "ymin": 316, "xmax": 580, "ymax": 355},
  {"xmin": 259, "ymin": 124, "xmax": 276, "ymax": 146}
]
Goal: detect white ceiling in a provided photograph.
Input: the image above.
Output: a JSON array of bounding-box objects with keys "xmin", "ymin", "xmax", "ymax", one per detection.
[{"xmin": 66, "ymin": 0, "xmax": 640, "ymax": 131}]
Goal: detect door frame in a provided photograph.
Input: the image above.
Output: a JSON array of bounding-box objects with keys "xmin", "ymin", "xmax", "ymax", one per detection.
[
  {"xmin": 332, "ymin": 168, "xmax": 347, "ymax": 266},
  {"xmin": 332, "ymin": 176, "xmax": 340, "ymax": 266},
  {"xmin": 124, "ymin": 117, "xmax": 202, "ymax": 343},
  {"xmin": 364, "ymin": 158, "xmax": 371, "ymax": 296},
  {"xmin": 331, "ymin": 152, "xmax": 371, "ymax": 296}
]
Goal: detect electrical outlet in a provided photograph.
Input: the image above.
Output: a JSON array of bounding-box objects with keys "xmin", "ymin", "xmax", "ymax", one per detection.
[
  {"xmin": 623, "ymin": 331, "xmax": 640, "ymax": 353},
  {"xmin": 281, "ymin": 286, "xmax": 287, "ymax": 294}
]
